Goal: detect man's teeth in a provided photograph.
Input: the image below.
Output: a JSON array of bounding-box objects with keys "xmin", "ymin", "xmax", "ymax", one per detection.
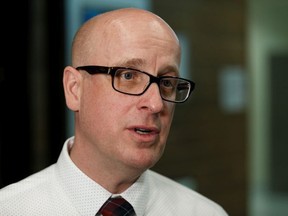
[{"xmin": 135, "ymin": 128, "xmax": 152, "ymax": 134}]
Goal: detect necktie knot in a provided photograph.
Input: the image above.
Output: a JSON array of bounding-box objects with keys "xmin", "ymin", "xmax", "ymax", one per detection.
[{"xmin": 96, "ymin": 196, "xmax": 136, "ymax": 216}]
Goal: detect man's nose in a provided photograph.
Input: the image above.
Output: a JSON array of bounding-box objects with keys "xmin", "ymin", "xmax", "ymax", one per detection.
[{"xmin": 137, "ymin": 83, "xmax": 164, "ymax": 113}]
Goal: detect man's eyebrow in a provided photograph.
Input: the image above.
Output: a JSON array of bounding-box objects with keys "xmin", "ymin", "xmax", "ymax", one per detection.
[
  {"xmin": 116, "ymin": 58, "xmax": 146, "ymax": 68},
  {"xmin": 159, "ymin": 65, "xmax": 180, "ymax": 76},
  {"xmin": 116, "ymin": 58, "xmax": 180, "ymax": 76}
]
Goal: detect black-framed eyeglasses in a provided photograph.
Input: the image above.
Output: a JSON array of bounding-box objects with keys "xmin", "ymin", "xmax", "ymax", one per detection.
[{"xmin": 76, "ymin": 65, "xmax": 195, "ymax": 103}]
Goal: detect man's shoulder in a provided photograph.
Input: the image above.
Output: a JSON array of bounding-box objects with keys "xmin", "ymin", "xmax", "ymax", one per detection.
[
  {"xmin": 146, "ymin": 169, "xmax": 204, "ymax": 197},
  {"xmin": 146, "ymin": 169, "xmax": 228, "ymax": 215},
  {"xmin": 0, "ymin": 163, "xmax": 77, "ymax": 215},
  {"xmin": 0, "ymin": 164, "xmax": 56, "ymax": 203}
]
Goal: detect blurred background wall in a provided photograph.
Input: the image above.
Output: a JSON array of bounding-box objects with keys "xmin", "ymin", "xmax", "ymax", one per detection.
[
  {"xmin": 0, "ymin": 0, "xmax": 287, "ymax": 216},
  {"xmin": 247, "ymin": 0, "xmax": 288, "ymax": 215}
]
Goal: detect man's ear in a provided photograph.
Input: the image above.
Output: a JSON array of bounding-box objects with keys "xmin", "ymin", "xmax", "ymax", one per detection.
[{"xmin": 63, "ymin": 66, "xmax": 82, "ymax": 111}]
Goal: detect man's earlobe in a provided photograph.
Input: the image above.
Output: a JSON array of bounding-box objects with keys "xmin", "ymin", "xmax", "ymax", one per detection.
[{"xmin": 63, "ymin": 66, "xmax": 81, "ymax": 111}]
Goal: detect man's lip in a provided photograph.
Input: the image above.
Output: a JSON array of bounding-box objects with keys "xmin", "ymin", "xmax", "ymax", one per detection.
[
  {"xmin": 128, "ymin": 126, "xmax": 160, "ymax": 134},
  {"xmin": 127, "ymin": 125, "xmax": 161, "ymax": 144}
]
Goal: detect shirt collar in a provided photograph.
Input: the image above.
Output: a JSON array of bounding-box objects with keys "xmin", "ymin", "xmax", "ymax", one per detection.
[
  {"xmin": 121, "ymin": 171, "xmax": 149, "ymax": 216},
  {"xmin": 55, "ymin": 136, "xmax": 149, "ymax": 215}
]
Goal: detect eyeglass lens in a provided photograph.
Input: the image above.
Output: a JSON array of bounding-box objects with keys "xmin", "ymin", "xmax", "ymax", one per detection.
[{"xmin": 113, "ymin": 68, "xmax": 191, "ymax": 102}]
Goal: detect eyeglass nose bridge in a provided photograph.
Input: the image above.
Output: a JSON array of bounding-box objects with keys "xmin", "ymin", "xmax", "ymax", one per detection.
[{"xmin": 141, "ymin": 75, "xmax": 163, "ymax": 96}]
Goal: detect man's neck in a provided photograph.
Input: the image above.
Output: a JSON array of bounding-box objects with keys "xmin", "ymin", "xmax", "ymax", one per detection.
[{"xmin": 69, "ymin": 141, "xmax": 142, "ymax": 194}]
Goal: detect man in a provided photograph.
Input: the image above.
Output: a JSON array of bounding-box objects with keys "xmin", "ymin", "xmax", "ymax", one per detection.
[{"xmin": 0, "ymin": 8, "xmax": 228, "ymax": 215}]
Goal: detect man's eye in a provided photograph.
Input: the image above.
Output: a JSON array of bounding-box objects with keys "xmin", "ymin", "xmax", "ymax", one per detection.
[
  {"xmin": 122, "ymin": 72, "xmax": 134, "ymax": 80},
  {"xmin": 162, "ymin": 79, "xmax": 173, "ymax": 88}
]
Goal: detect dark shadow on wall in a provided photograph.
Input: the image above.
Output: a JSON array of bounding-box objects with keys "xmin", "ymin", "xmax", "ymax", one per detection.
[{"xmin": 0, "ymin": 0, "xmax": 66, "ymax": 188}]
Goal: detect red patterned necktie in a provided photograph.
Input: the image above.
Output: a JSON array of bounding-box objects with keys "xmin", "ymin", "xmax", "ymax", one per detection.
[{"xmin": 96, "ymin": 196, "xmax": 136, "ymax": 216}]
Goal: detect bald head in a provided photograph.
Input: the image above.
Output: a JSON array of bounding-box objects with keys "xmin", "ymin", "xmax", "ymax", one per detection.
[{"xmin": 71, "ymin": 8, "xmax": 180, "ymax": 67}]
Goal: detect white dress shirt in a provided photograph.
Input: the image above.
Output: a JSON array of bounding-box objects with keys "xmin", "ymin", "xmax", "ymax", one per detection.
[{"xmin": 0, "ymin": 137, "xmax": 228, "ymax": 215}]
